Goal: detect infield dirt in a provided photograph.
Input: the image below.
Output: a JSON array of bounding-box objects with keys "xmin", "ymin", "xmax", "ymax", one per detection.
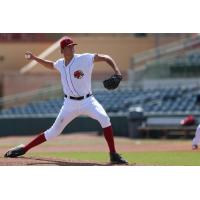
[{"xmin": 0, "ymin": 132, "xmax": 193, "ymax": 166}]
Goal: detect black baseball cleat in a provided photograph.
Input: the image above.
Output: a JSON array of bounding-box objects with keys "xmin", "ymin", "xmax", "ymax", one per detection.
[
  {"xmin": 4, "ymin": 144, "xmax": 26, "ymax": 158},
  {"xmin": 110, "ymin": 152, "xmax": 128, "ymax": 165}
]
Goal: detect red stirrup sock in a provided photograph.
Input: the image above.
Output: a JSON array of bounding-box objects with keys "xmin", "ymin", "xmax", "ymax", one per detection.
[
  {"xmin": 24, "ymin": 133, "xmax": 46, "ymax": 152},
  {"xmin": 103, "ymin": 126, "xmax": 116, "ymax": 153}
]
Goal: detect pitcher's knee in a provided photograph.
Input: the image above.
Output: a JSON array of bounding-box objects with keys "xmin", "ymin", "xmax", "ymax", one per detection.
[
  {"xmin": 99, "ymin": 115, "xmax": 111, "ymax": 128},
  {"xmin": 44, "ymin": 127, "xmax": 61, "ymax": 141}
]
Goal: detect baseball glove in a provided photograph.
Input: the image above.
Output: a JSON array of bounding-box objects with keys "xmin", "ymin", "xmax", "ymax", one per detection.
[{"xmin": 103, "ymin": 74, "xmax": 123, "ymax": 90}]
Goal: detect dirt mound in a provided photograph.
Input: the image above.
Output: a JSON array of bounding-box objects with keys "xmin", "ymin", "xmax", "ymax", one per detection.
[{"xmin": 0, "ymin": 156, "xmax": 109, "ymax": 166}]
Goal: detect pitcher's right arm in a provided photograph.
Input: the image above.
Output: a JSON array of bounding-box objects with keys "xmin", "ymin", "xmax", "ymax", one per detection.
[{"xmin": 25, "ymin": 51, "xmax": 54, "ymax": 70}]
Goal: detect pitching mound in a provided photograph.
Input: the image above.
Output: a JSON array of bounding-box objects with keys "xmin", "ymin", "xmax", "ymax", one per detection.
[{"xmin": 0, "ymin": 156, "xmax": 112, "ymax": 166}]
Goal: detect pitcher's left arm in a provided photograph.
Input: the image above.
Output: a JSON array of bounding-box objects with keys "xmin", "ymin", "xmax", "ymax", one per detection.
[{"xmin": 94, "ymin": 54, "xmax": 122, "ymax": 76}]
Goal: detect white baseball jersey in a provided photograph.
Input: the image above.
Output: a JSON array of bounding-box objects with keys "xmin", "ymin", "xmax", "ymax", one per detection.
[
  {"xmin": 54, "ymin": 53, "xmax": 95, "ymax": 97},
  {"xmin": 44, "ymin": 53, "xmax": 111, "ymax": 141}
]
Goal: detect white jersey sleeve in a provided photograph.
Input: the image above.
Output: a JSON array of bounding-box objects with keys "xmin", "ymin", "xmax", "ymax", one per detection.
[
  {"xmin": 53, "ymin": 58, "xmax": 63, "ymax": 72},
  {"xmin": 83, "ymin": 53, "xmax": 96, "ymax": 71}
]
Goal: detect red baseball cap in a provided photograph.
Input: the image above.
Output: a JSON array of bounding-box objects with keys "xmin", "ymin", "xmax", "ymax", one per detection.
[{"xmin": 60, "ymin": 36, "xmax": 77, "ymax": 49}]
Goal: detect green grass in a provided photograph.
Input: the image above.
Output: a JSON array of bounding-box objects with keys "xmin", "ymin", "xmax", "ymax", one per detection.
[{"xmin": 29, "ymin": 151, "xmax": 200, "ymax": 166}]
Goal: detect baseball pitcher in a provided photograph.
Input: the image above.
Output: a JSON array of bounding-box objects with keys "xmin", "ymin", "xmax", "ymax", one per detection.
[{"xmin": 4, "ymin": 36, "xmax": 128, "ymax": 165}]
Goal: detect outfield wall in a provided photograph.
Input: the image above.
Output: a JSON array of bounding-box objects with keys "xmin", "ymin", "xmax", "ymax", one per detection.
[{"xmin": 0, "ymin": 115, "xmax": 129, "ymax": 137}]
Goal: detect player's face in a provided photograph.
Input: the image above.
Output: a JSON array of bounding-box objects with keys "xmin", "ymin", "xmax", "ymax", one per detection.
[{"xmin": 61, "ymin": 45, "xmax": 75, "ymax": 56}]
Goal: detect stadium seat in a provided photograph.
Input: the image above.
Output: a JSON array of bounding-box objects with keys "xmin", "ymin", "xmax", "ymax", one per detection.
[{"xmin": 1, "ymin": 87, "xmax": 200, "ymax": 116}]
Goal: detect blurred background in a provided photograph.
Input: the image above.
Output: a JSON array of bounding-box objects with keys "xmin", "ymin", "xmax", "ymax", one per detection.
[{"xmin": 0, "ymin": 33, "xmax": 200, "ymax": 138}]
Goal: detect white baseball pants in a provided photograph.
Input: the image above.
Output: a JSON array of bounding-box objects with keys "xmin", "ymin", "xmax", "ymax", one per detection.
[
  {"xmin": 44, "ymin": 96, "xmax": 111, "ymax": 140},
  {"xmin": 192, "ymin": 124, "xmax": 200, "ymax": 145}
]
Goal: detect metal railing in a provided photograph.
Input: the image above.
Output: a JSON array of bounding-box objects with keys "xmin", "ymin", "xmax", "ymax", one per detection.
[
  {"xmin": 0, "ymin": 80, "xmax": 131, "ymax": 109},
  {"xmin": 0, "ymin": 85, "xmax": 62, "ymax": 109},
  {"xmin": 131, "ymin": 35, "xmax": 200, "ymax": 66}
]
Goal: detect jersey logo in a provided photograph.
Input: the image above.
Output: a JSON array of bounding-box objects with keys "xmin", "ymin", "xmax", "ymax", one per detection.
[{"xmin": 74, "ymin": 70, "xmax": 84, "ymax": 79}]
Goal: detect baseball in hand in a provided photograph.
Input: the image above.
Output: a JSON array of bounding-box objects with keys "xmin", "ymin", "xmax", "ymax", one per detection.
[{"xmin": 25, "ymin": 53, "xmax": 31, "ymax": 59}]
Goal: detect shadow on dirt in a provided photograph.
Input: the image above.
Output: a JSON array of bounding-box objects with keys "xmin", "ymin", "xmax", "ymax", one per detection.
[
  {"xmin": 21, "ymin": 156, "xmax": 112, "ymax": 166},
  {"xmin": 0, "ymin": 156, "xmax": 130, "ymax": 166}
]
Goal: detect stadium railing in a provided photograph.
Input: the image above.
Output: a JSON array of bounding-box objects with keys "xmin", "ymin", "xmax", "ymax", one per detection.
[
  {"xmin": 0, "ymin": 80, "xmax": 130, "ymax": 110},
  {"xmin": 0, "ymin": 85, "xmax": 62, "ymax": 109},
  {"xmin": 131, "ymin": 34, "xmax": 200, "ymax": 68}
]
